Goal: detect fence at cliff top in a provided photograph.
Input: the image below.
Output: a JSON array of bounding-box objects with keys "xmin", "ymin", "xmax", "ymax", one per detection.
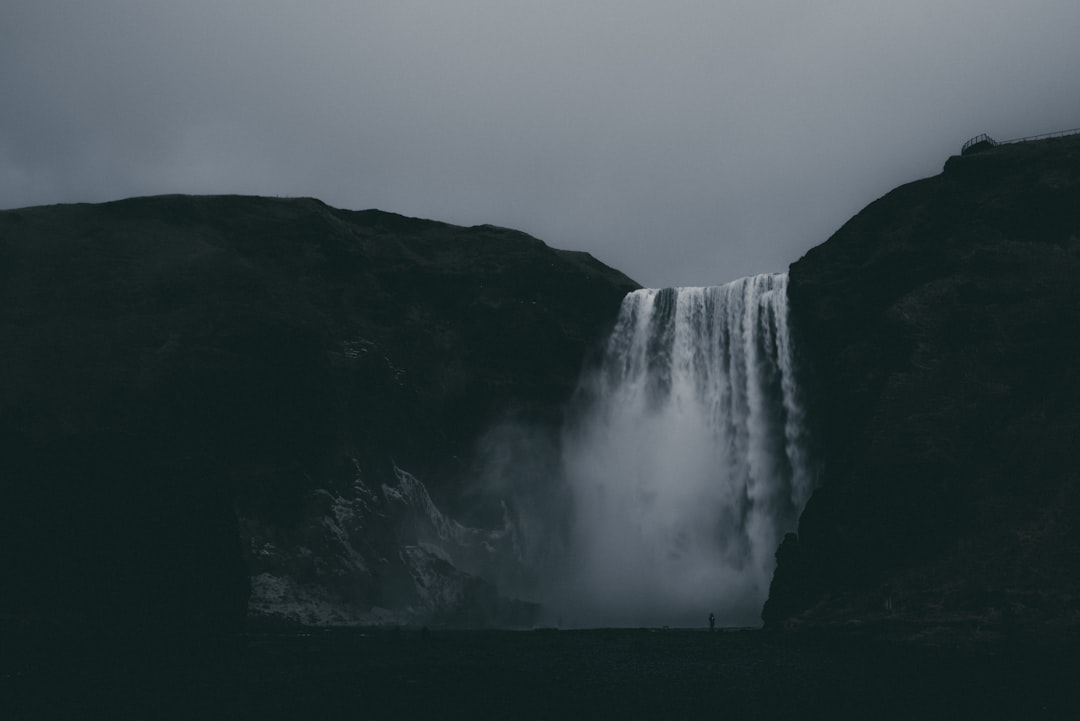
[{"xmin": 962, "ymin": 126, "xmax": 1080, "ymax": 155}]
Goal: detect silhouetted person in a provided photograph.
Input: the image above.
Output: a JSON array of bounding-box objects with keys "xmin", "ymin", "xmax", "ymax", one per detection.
[{"xmin": 708, "ymin": 612, "xmax": 716, "ymax": 632}]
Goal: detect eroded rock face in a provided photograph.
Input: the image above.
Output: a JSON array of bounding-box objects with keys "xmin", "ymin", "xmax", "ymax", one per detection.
[
  {"xmin": 0, "ymin": 195, "xmax": 636, "ymax": 630},
  {"xmin": 765, "ymin": 135, "xmax": 1080, "ymax": 638}
]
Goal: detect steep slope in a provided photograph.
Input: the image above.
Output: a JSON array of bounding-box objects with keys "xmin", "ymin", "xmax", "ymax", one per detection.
[
  {"xmin": 765, "ymin": 135, "xmax": 1080, "ymax": 639},
  {"xmin": 0, "ymin": 195, "xmax": 637, "ymax": 630}
]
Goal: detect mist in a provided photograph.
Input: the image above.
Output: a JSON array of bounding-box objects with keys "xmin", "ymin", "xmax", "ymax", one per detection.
[{"xmin": 473, "ymin": 274, "xmax": 812, "ymax": 628}]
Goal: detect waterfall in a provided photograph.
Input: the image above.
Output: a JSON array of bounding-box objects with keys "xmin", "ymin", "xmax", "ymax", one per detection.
[{"xmin": 558, "ymin": 272, "xmax": 812, "ymax": 627}]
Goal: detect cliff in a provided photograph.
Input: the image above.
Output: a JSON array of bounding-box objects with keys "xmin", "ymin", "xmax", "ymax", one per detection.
[
  {"xmin": 765, "ymin": 134, "xmax": 1080, "ymax": 640},
  {"xmin": 0, "ymin": 195, "xmax": 637, "ymax": 630}
]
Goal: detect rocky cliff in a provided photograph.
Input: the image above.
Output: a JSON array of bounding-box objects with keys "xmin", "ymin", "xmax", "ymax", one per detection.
[
  {"xmin": 0, "ymin": 195, "xmax": 637, "ymax": 630},
  {"xmin": 765, "ymin": 134, "xmax": 1080, "ymax": 640}
]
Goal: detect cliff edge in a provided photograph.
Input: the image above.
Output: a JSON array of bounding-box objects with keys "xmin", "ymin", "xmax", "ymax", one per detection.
[
  {"xmin": 0, "ymin": 195, "xmax": 637, "ymax": 631},
  {"xmin": 765, "ymin": 134, "xmax": 1080, "ymax": 641}
]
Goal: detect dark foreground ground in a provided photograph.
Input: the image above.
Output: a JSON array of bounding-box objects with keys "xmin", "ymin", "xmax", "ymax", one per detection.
[{"xmin": 3, "ymin": 625, "xmax": 1078, "ymax": 720}]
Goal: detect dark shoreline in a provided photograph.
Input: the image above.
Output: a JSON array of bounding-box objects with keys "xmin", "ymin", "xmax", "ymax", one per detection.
[{"xmin": 4, "ymin": 624, "xmax": 1077, "ymax": 720}]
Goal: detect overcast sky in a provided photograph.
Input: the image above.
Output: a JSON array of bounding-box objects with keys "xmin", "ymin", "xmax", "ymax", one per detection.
[{"xmin": 2, "ymin": 2, "xmax": 1078, "ymax": 287}]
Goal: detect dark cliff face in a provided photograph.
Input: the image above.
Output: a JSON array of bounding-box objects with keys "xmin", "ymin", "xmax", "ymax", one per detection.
[
  {"xmin": 0, "ymin": 195, "xmax": 637, "ymax": 630},
  {"xmin": 765, "ymin": 135, "xmax": 1080, "ymax": 638}
]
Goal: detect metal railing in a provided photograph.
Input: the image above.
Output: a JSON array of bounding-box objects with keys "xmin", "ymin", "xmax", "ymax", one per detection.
[
  {"xmin": 1000, "ymin": 126, "xmax": 1080, "ymax": 144},
  {"xmin": 961, "ymin": 126, "xmax": 1080, "ymax": 155},
  {"xmin": 961, "ymin": 133, "xmax": 997, "ymax": 154}
]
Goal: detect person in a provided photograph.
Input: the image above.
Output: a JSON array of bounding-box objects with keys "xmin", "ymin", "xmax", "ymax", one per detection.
[{"xmin": 708, "ymin": 612, "xmax": 716, "ymax": 632}]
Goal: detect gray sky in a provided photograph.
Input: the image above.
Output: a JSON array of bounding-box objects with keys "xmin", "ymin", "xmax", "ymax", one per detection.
[{"xmin": 3, "ymin": 1, "xmax": 1079, "ymax": 287}]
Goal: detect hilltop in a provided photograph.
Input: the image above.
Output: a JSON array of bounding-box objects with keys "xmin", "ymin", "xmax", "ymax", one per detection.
[
  {"xmin": 0, "ymin": 194, "xmax": 637, "ymax": 630},
  {"xmin": 767, "ymin": 133, "xmax": 1080, "ymax": 641}
]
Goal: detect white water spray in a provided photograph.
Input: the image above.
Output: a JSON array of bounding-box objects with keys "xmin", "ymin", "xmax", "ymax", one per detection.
[{"xmin": 557, "ymin": 273, "xmax": 812, "ymax": 627}]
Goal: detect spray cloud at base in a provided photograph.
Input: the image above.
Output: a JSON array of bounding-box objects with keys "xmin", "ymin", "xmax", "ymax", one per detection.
[{"xmin": 477, "ymin": 273, "xmax": 813, "ymax": 627}]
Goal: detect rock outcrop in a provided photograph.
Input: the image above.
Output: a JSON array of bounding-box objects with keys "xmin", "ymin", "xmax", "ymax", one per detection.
[
  {"xmin": 764, "ymin": 135, "xmax": 1080, "ymax": 639},
  {"xmin": 0, "ymin": 195, "xmax": 636, "ymax": 630}
]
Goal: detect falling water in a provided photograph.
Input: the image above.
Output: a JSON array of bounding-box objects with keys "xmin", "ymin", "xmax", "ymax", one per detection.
[{"xmin": 558, "ymin": 273, "xmax": 812, "ymax": 627}]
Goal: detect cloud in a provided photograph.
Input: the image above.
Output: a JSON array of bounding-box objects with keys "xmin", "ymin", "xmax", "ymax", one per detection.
[{"xmin": 3, "ymin": 0, "xmax": 1079, "ymax": 286}]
